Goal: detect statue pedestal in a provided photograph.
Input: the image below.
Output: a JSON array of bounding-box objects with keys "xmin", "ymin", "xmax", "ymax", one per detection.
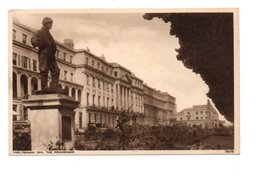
[{"xmin": 23, "ymin": 93, "xmax": 79, "ymax": 151}]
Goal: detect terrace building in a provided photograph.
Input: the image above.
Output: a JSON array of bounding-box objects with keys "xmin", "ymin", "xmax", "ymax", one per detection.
[
  {"xmin": 175, "ymin": 100, "xmax": 223, "ymax": 129},
  {"xmin": 11, "ymin": 19, "xmax": 177, "ymax": 130}
]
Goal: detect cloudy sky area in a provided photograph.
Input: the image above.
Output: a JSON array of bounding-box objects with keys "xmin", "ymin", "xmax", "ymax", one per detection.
[{"xmin": 14, "ymin": 12, "xmax": 217, "ymax": 117}]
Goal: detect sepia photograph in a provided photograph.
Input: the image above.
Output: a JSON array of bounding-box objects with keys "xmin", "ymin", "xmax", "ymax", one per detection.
[{"xmin": 9, "ymin": 9, "xmax": 239, "ymax": 155}]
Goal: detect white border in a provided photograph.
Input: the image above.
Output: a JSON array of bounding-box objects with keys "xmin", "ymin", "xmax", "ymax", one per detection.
[
  {"xmin": 8, "ymin": 8, "xmax": 239, "ymax": 155},
  {"xmin": 1, "ymin": 0, "xmax": 260, "ymax": 182}
]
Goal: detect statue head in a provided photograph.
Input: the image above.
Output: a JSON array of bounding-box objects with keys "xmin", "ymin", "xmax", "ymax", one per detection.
[{"xmin": 42, "ymin": 17, "xmax": 53, "ymax": 29}]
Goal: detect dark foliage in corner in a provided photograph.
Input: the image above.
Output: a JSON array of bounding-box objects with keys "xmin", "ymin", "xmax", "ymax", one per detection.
[{"xmin": 143, "ymin": 13, "xmax": 234, "ymax": 122}]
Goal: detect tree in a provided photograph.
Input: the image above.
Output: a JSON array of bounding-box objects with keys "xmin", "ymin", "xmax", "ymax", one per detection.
[{"xmin": 143, "ymin": 13, "xmax": 234, "ymax": 122}]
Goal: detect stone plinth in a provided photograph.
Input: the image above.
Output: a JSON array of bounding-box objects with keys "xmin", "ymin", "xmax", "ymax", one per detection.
[
  {"xmin": 32, "ymin": 87, "xmax": 68, "ymax": 95},
  {"xmin": 23, "ymin": 93, "xmax": 79, "ymax": 151}
]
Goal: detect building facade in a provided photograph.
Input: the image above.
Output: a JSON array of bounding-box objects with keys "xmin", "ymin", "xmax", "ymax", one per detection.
[
  {"xmin": 175, "ymin": 100, "xmax": 222, "ymax": 129},
  {"xmin": 11, "ymin": 19, "xmax": 177, "ymax": 130},
  {"xmin": 143, "ymin": 84, "xmax": 176, "ymax": 126}
]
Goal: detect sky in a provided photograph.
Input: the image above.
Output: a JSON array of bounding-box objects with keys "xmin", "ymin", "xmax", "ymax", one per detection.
[{"xmin": 13, "ymin": 11, "xmax": 221, "ymax": 119}]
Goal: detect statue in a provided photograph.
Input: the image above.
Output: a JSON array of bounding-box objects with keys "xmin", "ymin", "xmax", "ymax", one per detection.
[{"xmin": 31, "ymin": 17, "xmax": 60, "ymax": 90}]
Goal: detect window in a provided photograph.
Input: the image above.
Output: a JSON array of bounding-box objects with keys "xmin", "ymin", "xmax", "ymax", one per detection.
[
  {"xmin": 201, "ymin": 117, "xmax": 203, "ymax": 119},
  {"xmin": 71, "ymin": 73, "xmax": 73, "ymax": 82},
  {"xmin": 79, "ymin": 112, "xmax": 83, "ymax": 129},
  {"xmin": 106, "ymin": 68, "xmax": 108, "ymax": 73},
  {"xmin": 107, "ymin": 98, "xmax": 109, "ymax": 108},
  {"xmin": 13, "ymin": 29, "xmax": 16, "ymax": 40},
  {"xmin": 78, "ymin": 90, "xmax": 82, "ymax": 102},
  {"xmin": 97, "ymin": 63, "xmax": 100, "ymax": 69},
  {"xmin": 63, "ymin": 52, "xmax": 67, "ymax": 61},
  {"xmin": 22, "ymin": 34, "xmax": 27, "ymax": 44},
  {"xmin": 187, "ymin": 112, "xmax": 190, "ymax": 115},
  {"xmin": 98, "ymin": 79, "xmax": 100, "ymax": 88},
  {"xmin": 102, "ymin": 66, "xmax": 104, "ymax": 71},
  {"xmin": 107, "ymin": 84, "xmax": 110, "ymax": 92},
  {"xmin": 33, "ymin": 60, "xmax": 37, "ymax": 71},
  {"xmin": 86, "ymin": 57, "xmax": 89, "ymax": 65},
  {"xmin": 87, "ymin": 93, "xmax": 89, "ymax": 106},
  {"xmin": 21, "ymin": 56, "xmax": 28, "ymax": 69},
  {"xmin": 98, "ymin": 96, "xmax": 101, "ymax": 107},
  {"xmin": 114, "ymin": 71, "xmax": 118, "ymax": 77},
  {"xmin": 13, "ymin": 53, "xmax": 17, "ymax": 65},
  {"xmin": 64, "ymin": 71, "xmax": 67, "ymax": 81},
  {"xmin": 56, "ymin": 49, "xmax": 60, "ymax": 58},
  {"xmin": 93, "ymin": 77, "xmax": 95, "ymax": 87},
  {"xmin": 196, "ymin": 111, "xmax": 198, "ymax": 114},
  {"xmin": 87, "ymin": 75, "xmax": 89, "ymax": 85},
  {"xmin": 28, "ymin": 59, "xmax": 31, "ymax": 69},
  {"xmin": 88, "ymin": 113, "xmax": 92, "ymax": 124},
  {"xmin": 201, "ymin": 111, "xmax": 203, "ymax": 114},
  {"xmin": 92, "ymin": 60, "xmax": 95, "ymax": 66},
  {"xmin": 103, "ymin": 82, "xmax": 106, "ymax": 90},
  {"xmin": 70, "ymin": 55, "xmax": 73, "ymax": 63},
  {"xmin": 93, "ymin": 95, "xmax": 95, "ymax": 106},
  {"xmin": 196, "ymin": 117, "xmax": 199, "ymax": 120},
  {"xmin": 180, "ymin": 117, "xmax": 182, "ymax": 120}
]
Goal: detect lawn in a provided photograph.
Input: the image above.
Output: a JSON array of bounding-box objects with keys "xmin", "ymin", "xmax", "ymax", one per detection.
[{"xmin": 199, "ymin": 135, "xmax": 234, "ymax": 150}]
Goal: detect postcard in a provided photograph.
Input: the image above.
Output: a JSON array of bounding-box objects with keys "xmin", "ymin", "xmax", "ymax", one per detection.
[{"xmin": 9, "ymin": 9, "xmax": 239, "ymax": 155}]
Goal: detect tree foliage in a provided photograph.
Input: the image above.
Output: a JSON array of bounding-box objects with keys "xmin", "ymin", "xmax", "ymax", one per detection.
[{"xmin": 143, "ymin": 13, "xmax": 234, "ymax": 122}]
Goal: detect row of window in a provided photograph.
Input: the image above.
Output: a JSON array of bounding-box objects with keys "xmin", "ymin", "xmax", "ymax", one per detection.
[
  {"xmin": 56, "ymin": 49, "xmax": 73, "ymax": 64},
  {"xmin": 196, "ymin": 111, "xmax": 206, "ymax": 114},
  {"xmin": 186, "ymin": 110, "xmax": 208, "ymax": 115},
  {"xmin": 145, "ymin": 107, "xmax": 163, "ymax": 118},
  {"xmin": 13, "ymin": 29, "xmax": 28, "ymax": 45},
  {"xmin": 13, "ymin": 53, "xmax": 38, "ymax": 72},
  {"xmin": 86, "ymin": 93, "xmax": 114, "ymax": 108},
  {"xmin": 63, "ymin": 70, "xmax": 74, "ymax": 82},
  {"xmin": 14, "ymin": 52, "xmax": 75, "ymax": 83},
  {"xmin": 13, "ymin": 29, "xmax": 73, "ymax": 64},
  {"xmin": 86, "ymin": 75, "xmax": 113, "ymax": 92},
  {"xmin": 180, "ymin": 116, "xmax": 208, "ymax": 120},
  {"xmin": 78, "ymin": 112, "xmax": 117, "ymax": 129},
  {"xmin": 133, "ymin": 80, "xmax": 143, "ymax": 88},
  {"xmin": 86, "ymin": 57, "xmax": 113, "ymax": 76},
  {"xmin": 134, "ymin": 93, "xmax": 143, "ymax": 107}
]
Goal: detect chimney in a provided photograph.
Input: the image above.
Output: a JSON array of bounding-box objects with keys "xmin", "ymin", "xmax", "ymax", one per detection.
[
  {"xmin": 63, "ymin": 39, "xmax": 74, "ymax": 50},
  {"xmin": 101, "ymin": 54, "xmax": 106, "ymax": 60}
]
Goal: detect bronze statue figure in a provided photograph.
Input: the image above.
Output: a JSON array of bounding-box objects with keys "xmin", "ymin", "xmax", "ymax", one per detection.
[{"xmin": 31, "ymin": 17, "xmax": 60, "ymax": 90}]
